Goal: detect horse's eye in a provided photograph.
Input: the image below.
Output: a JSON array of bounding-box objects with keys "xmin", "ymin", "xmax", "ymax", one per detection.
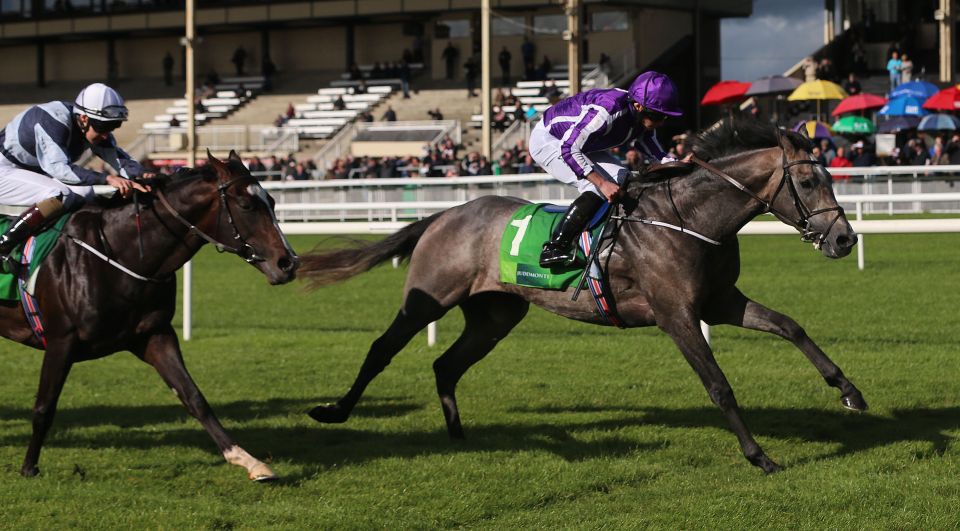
[
  {"xmin": 799, "ymin": 179, "xmax": 815, "ymax": 190},
  {"xmin": 235, "ymin": 195, "xmax": 254, "ymax": 210}
]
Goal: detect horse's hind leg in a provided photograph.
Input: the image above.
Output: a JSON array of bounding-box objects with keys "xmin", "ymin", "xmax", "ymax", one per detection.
[
  {"xmin": 309, "ymin": 289, "xmax": 449, "ymax": 424},
  {"xmin": 433, "ymin": 292, "xmax": 529, "ymax": 439},
  {"xmin": 704, "ymin": 287, "xmax": 867, "ymax": 411},
  {"xmin": 21, "ymin": 343, "xmax": 74, "ymax": 477}
]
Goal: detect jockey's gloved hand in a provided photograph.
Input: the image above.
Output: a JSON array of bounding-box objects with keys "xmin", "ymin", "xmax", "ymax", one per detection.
[
  {"xmin": 106, "ymin": 175, "xmax": 151, "ymax": 197},
  {"xmin": 660, "ymin": 156, "xmax": 677, "ymax": 164}
]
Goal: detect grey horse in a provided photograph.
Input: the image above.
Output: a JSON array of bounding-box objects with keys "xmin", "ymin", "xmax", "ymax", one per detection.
[{"xmin": 299, "ymin": 120, "xmax": 867, "ymax": 473}]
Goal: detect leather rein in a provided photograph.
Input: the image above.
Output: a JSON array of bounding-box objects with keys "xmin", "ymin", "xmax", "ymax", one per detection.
[
  {"xmin": 153, "ymin": 174, "xmax": 266, "ymax": 264},
  {"xmin": 687, "ymin": 130, "xmax": 845, "ymax": 247},
  {"xmin": 67, "ymin": 173, "xmax": 266, "ymax": 284}
]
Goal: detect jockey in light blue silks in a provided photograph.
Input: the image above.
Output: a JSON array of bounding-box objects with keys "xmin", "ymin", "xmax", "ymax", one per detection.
[
  {"xmin": 529, "ymin": 71, "xmax": 684, "ymax": 267},
  {"xmin": 0, "ymin": 83, "xmax": 149, "ymax": 270}
]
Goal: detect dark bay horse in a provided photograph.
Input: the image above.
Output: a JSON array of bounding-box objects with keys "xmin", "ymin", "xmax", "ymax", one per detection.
[
  {"xmin": 0, "ymin": 152, "xmax": 298, "ymax": 481},
  {"xmin": 299, "ymin": 120, "xmax": 867, "ymax": 473}
]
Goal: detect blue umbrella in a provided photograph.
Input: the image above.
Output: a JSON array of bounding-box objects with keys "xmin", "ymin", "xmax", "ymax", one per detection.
[
  {"xmin": 878, "ymin": 96, "xmax": 930, "ymax": 117},
  {"xmin": 877, "ymin": 116, "xmax": 921, "ymax": 133},
  {"xmin": 918, "ymin": 113, "xmax": 960, "ymax": 131},
  {"xmin": 889, "ymin": 81, "xmax": 939, "ymax": 100}
]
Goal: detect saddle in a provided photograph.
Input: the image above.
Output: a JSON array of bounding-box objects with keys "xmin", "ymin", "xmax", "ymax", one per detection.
[{"xmin": 0, "ymin": 214, "xmax": 70, "ymax": 301}]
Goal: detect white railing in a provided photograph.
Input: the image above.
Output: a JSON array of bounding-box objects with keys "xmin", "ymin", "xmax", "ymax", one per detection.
[
  {"xmin": 176, "ymin": 177, "xmax": 960, "ymax": 342},
  {"xmin": 258, "ymin": 171, "xmax": 960, "ymax": 221},
  {"xmin": 139, "ymin": 124, "xmax": 298, "ymax": 154},
  {"xmin": 261, "ymin": 128, "xmax": 300, "ymax": 154},
  {"xmin": 491, "ymin": 117, "xmax": 537, "ymax": 159},
  {"xmin": 354, "ymin": 120, "xmax": 462, "ymax": 146},
  {"xmin": 313, "ymin": 121, "xmax": 358, "ymax": 170},
  {"xmin": 312, "ymin": 120, "xmax": 461, "ymax": 171}
]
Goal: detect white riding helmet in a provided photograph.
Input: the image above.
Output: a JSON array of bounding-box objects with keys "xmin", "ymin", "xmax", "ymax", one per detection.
[{"xmin": 73, "ymin": 83, "xmax": 129, "ymax": 122}]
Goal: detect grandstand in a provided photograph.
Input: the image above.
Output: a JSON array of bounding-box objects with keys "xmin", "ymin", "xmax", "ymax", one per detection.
[{"xmin": 0, "ymin": 0, "xmax": 754, "ymax": 173}]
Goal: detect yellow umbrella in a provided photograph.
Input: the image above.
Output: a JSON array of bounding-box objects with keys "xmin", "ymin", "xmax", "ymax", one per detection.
[{"xmin": 787, "ymin": 80, "xmax": 848, "ymax": 121}]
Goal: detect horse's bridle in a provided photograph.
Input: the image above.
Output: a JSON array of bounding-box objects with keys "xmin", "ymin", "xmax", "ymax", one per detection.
[
  {"xmin": 689, "ymin": 129, "xmax": 845, "ymax": 247},
  {"xmin": 154, "ymin": 174, "xmax": 266, "ymax": 263}
]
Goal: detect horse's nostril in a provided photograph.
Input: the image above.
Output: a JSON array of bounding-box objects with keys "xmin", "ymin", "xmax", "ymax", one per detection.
[
  {"xmin": 835, "ymin": 234, "xmax": 857, "ymax": 248},
  {"xmin": 278, "ymin": 257, "xmax": 294, "ymax": 272}
]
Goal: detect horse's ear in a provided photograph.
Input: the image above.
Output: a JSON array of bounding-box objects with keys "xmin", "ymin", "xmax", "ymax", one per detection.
[
  {"xmin": 206, "ymin": 150, "xmax": 229, "ymax": 179},
  {"xmin": 798, "ymin": 125, "xmax": 811, "ymax": 139},
  {"xmin": 227, "ymin": 150, "xmax": 242, "ymax": 162},
  {"xmin": 206, "ymin": 149, "xmax": 220, "ymax": 167}
]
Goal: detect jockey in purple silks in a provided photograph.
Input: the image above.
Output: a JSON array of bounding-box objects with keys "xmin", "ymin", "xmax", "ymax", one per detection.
[{"xmin": 530, "ymin": 70, "xmax": 684, "ymax": 267}]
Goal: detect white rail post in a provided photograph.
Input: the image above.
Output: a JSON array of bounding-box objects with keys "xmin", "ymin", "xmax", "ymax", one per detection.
[
  {"xmin": 427, "ymin": 322, "xmax": 437, "ymax": 346},
  {"xmin": 856, "ymin": 200, "xmax": 864, "ymax": 271},
  {"xmin": 701, "ymin": 321, "xmax": 710, "ymax": 345},
  {"xmin": 183, "ymin": 260, "xmax": 192, "ymax": 341}
]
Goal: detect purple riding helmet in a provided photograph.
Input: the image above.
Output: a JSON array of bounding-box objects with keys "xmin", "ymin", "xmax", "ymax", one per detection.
[{"xmin": 628, "ymin": 71, "xmax": 683, "ymax": 116}]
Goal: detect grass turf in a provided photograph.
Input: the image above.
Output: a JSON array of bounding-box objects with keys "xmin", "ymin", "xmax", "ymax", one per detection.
[{"xmin": 0, "ymin": 232, "xmax": 957, "ymax": 529}]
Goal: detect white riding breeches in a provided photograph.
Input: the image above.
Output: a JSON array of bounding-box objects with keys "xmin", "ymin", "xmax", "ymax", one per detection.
[
  {"xmin": 0, "ymin": 155, "xmax": 97, "ymax": 210},
  {"xmin": 528, "ymin": 120, "xmax": 629, "ymax": 198}
]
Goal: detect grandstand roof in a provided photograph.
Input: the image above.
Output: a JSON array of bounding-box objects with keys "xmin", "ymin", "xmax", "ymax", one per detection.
[{"xmin": 0, "ymin": 0, "xmax": 751, "ymax": 42}]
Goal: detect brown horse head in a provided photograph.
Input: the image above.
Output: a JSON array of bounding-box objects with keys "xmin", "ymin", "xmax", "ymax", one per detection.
[{"xmin": 160, "ymin": 150, "xmax": 298, "ymax": 284}]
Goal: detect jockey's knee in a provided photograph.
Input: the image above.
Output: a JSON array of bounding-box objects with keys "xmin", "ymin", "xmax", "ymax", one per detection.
[
  {"xmin": 60, "ymin": 189, "xmax": 93, "ymax": 211},
  {"xmin": 36, "ymin": 197, "xmax": 63, "ymax": 217}
]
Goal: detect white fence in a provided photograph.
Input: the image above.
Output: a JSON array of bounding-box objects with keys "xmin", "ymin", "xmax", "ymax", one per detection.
[
  {"xmin": 178, "ymin": 170, "xmax": 960, "ymax": 340},
  {"xmin": 258, "ymin": 168, "xmax": 960, "ymax": 221}
]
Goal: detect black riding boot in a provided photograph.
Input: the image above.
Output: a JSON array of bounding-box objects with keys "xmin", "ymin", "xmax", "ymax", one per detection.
[
  {"xmin": 0, "ymin": 202, "xmax": 58, "ymax": 274},
  {"xmin": 539, "ymin": 192, "xmax": 605, "ymax": 268}
]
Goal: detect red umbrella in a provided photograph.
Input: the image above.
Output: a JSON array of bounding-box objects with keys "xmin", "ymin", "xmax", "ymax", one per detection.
[
  {"xmin": 922, "ymin": 85, "xmax": 960, "ymax": 111},
  {"xmin": 700, "ymin": 80, "xmax": 751, "ymax": 106},
  {"xmin": 831, "ymin": 93, "xmax": 888, "ymax": 116}
]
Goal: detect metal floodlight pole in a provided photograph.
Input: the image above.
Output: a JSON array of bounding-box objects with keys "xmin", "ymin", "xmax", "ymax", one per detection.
[
  {"xmin": 481, "ymin": 0, "xmax": 492, "ymax": 159},
  {"xmin": 565, "ymin": 0, "xmax": 581, "ymax": 95},
  {"xmin": 183, "ymin": 0, "xmax": 196, "ymax": 340}
]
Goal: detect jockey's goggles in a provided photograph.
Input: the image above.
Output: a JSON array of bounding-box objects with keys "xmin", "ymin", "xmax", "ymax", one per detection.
[
  {"xmin": 77, "ymin": 104, "xmax": 129, "ymax": 122},
  {"xmin": 88, "ymin": 118, "xmax": 122, "ymax": 133}
]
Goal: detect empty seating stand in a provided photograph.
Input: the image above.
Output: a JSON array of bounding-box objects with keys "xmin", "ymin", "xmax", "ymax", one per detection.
[
  {"xmin": 141, "ymin": 78, "xmax": 264, "ymax": 130},
  {"xmin": 274, "ymin": 84, "xmax": 393, "ymax": 139}
]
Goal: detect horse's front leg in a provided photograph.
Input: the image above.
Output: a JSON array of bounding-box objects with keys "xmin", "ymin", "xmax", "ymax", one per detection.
[
  {"xmin": 657, "ymin": 310, "xmax": 782, "ymax": 473},
  {"xmin": 704, "ymin": 287, "xmax": 867, "ymax": 412},
  {"xmin": 21, "ymin": 341, "xmax": 75, "ymax": 477},
  {"xmin": 132, "ymin": 326, "xmax": 276, "ymax": 482}
]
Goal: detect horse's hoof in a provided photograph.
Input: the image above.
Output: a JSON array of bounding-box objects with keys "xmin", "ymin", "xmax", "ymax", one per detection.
[
  {"xmin": 20, "ymin": 465, "xmax": 39, "ymax": 477},
  {"xmin": 249, "ymin": 463, "xmax": 278, "ymax": 482},
  {"xmin": 841, "ymin": 393, "xmax": 868, "ymax": 412},
  {"xmin": 749, "ymin": 454, "xmax": 783, "ymax": 474},
  {"xmin": 308, "ymin": 404, "xmax": 348, "ymax": 424},
  {"xmin": 762, "ymin": 460, "xmax": 784, "ymax": 474}
]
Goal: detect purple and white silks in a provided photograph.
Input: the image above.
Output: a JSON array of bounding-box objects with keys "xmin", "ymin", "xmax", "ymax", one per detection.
[{"xmin": 537, "ymin": 88, "xmax": 669, "ymax": 179}]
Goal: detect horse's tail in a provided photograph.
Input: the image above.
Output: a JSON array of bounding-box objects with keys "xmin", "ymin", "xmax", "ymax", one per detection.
[{"xmin": 299, "ymin": 212, "xmax": 443, "ymax": 289}]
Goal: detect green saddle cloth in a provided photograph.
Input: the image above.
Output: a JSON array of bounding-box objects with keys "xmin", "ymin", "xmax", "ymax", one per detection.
[
  {"xmin": 499, "ymin": 204, "xmax": 602, "ymax": 290},
  {"xmin": 0, "ymin": 215, "xmax": 71, "ymax": 301}
]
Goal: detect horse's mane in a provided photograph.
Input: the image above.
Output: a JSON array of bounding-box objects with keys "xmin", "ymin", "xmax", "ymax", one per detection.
[
  {"xmin": 690, "ymin": 118, "xmax": 814, "ymax": 161},
  {"xmin": 80, "ymin": 164, "xmax": 214, "ymax": 212},
  {"xmin": 150, "ymin": 164, "xmax": 212, "ymax": 191}
]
